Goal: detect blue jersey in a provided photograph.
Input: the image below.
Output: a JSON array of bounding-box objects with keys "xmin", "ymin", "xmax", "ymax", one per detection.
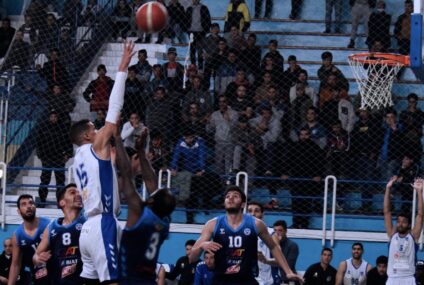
[
  {"xmin": 212, "ymin": 214, "xmax": 259, "ymax": 282},
  {"xmin": 119, "ymin": 207, "xmax": 170, "ymax": 283},
  {"xmin": 15, "ymin": 217, "xmax": 50, "ymax": 284},
  {"xmin": 47, "ymin": 214, "xmax": 86, "ymax": 285},
  {"xmin": 194, "ymin": 262, "xmax": 214, "ymax": 285}
]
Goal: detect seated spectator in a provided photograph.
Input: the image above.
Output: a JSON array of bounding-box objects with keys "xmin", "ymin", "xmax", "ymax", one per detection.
[
  {"xmin": 147, "ymin": 130, "xmax": 171, "ymax": 174},
  {"xmin": 319, "ymin": 74, "xmax": 349, "ymax": 108},
  {"xmin": 0, "ymin": 18, "xmax": 15, "ymax": 58},
  {"xmin": 146, "ymin": 64, "xmax": 169, "ymax": 96},
  {"xmin": 254, "ymin": 0, "xmax": 273, "ymax": 18},
  {"xmin": 393, "ymin": 154, "xmax": 420, "ymax": 212},
  {"xmin": 326, "ymin": 120, "xmax": 350, "ymax": 177},
  {"xmin": 262, "ymin": 39, "xmax": 284, "ymax": 69},
  {"xmin": 83, "ymin": 64, "xmax": 114, "ymax": 119},
  {"xmin": 25, "ymin": 0, "xmax": 47, "ymax": 30},
  {"xmin": 249, "ymin": 103, "xmax": 282, "ymax": 175},
  {"xmin": 290, "ymin": 83, "xmax": 314, "ymax": 129},
  {"xmin": 394, "ymin": 0, "xmax": 413, "ymax": 55},
  {"xmin": 130, "ymin": 49, "xmax": 153, "ymax": 84},
  {"xmin": 229, "ymin": 85, "xmax": 254, "ymax": 117},
  {"xmin": 145, "ymin": 87, "xmax": 174, "ymax": 141},
  {"xmin": 215, "ymin": 49, "xmax": 245, "ymax": 95},
  {"xmin": 347, "ymin": 0, "xmax": 373, "ymax": 48},
  {"xmin": 303, "ymin": 248, "xmax": 337, "ymax": 285},
  {"xmin": 36, "ymin": 110, "xmax": 73, "ymax": 204},
  {"xmin": 38, "ymin": 14, "xmax": 59, "ymax": 54},
  {"xmin": 399, "ymin": 93, "xmax": 423, "ymax": 162},
  {"xmin": 93, "ymin": 109, "xmax": 105, "ymax": 130},
  {"xmin": 121, "ymin": 112, "xmax": 146, "ymax": 151},
  {"xmin": 320, "ymin": 87, "xmax": 356, "ymax": 133},
  {"xmin": 290, "ymin": 69, "xmax": 317, "ymax": 106},
  {"xmin": 181, "ymin": 102, "xmax": 208, "ymax": 138},
  {"xmin": 184, "ymin": 64, "xmax": 201, "ymax": 92},
  {"xmin": 366, "ymin": 256, "xmax": 388, "ymax": 285},
  {"xmin": 58, "ymin": 27, "xmax": 74, "ymax": 68},
  {"xmin": 254, "ymin": 72, "xmax": 275, "ymax": 104},
  {"xmin": 225, "ymin": 68, "xmax": 251, "ymax": 100},
  {"xmin": 224, "ymin": 0, "xmax": 251, "ymax": 32},
  {"xmin": 44, "ymin": 84, "xmax": 75, "ymax": 127},
  {"xmin": 206, "ymin": 96, "xmax": 238, "ymax": 174},
  {"xmin": 194, "ymin": 252, "xmax": 215, "ymax": 285},
  {"xmin": 317, "ymin": 51, "xmax": 349, "ymax": 92},
  {"xmin": 379, "ymin": 109, "xmax": 405, "ymax": 180},
  {"xmin": 42, "ymin": 48, "xmax": 70, "ymax": 92},
  {"xmin": 1, "ymin": 31, "xmax": 31, "ymax": 71},
  {"xmin": 167, "ymin": 0, "xmax": 186, "ymax": 44},
  {"xmin": 123, "ymin": 66, "xmax": 145, "ymax": 119},
  {"xmin": 183, "ymin": 75, "xmax": 212, "ymax": 118},
  {"xmin": 19, "ymin": 15, "xmax": 37, "ymax": 45},
  {"xmin": 112, "ymin": 0, "xmax": 132, "ymax": 40},
  {"xmin": 290, "ymin": 107, "xmax": 327, "ymax": 149},
  {"xmin": 163, "ymin": 47, "xmax": 184, "ymax": 93},
  {"xmin": 260, "ymin": 56, "xmax": 283, "ymax": 87},
  {"xmin": 281, "ymin": 55, "xmax": 302, "ymax": 94},
  {"xmin": 224, "ymin": 25, "xmax": 247, "ymax": 51},
  {"xmin": 203, "ymin": 23, "xmax": 223, "ymax": 67},
  {"xmin": 273, "ymin": 221, "xmax": 299, "ymax": 283},
  {"xmin": 166, "ymin": 240, "xmax": 199, "ymax": 283},
  {"xmin": 81, "ymin": 0, "xmax": 101, "ymax": 25},
  {"xmin": 263, "ymin": 85, "xmax": 287, "ymax": 120},
  {"xmin": 203, "ymin": 38, "xmax": 228, "ymax": 89},
  {"xmin": 366, "ymin": 1, "xmax": 391, "ymax": 50},
  {"xmin": 62, "ymin": 0, "xmax": 83, "ymax": 28},
  {"xmin": 0, "ymin": 237, "xmax": 30, "ymax": 285},
  {"xmin": 241, "ymin": 33, "xmax": 261, "ymax": 79}
]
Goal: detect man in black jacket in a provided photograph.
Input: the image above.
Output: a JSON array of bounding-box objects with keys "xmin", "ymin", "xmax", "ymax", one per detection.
[
  {"xmin": 0, "ymin": 238, "xmax": 30, "ymax": 284},
  {"xmin": 394, "ymin": 0, "xmax": 413, "ymax": 55},
  {"xmin": 185, "ymin": 0, "xmax": 211, "ymax": 70},
  {"xmin": 166, "ymin": 239, "xmax": 199, "ymax": 285},
  {"xmin": 366, "ymin": 256, "xmax": 388, "ymax": 285},
  {"xmin": 303, "ymin": 248, "xmax": 337, "ymax": 285},
  {"xmin": 366, "ymin": 1, "xmax": 391, "ymax": 50}
]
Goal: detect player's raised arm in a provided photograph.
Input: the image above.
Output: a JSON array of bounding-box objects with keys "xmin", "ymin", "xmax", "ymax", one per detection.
[
  {"xmin": 384, "ymin": 176, "xmax": 397, "ymax": 238},
  {"xmin": 7, "ymin": 233, "xmax": 22, "ymax": 285},
  {"xmin": 33, "ymin": 227, "xmax": 51, "ymax": 266},
  {"xmin": 136, "ymin": 129, "xmax": 158, "ymax": 195},
  {"xmin": 93, "ymin": 41, "xmax": 135, "ymax": 158},
  {"xmin": 189, "ymin": 219, "xmax": 221, "ymax": 263},
  {"xmin": 411, "ymin": 178, "xmax": 424, "ymax": 240}
]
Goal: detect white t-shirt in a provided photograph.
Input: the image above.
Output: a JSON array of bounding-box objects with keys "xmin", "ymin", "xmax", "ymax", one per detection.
[{"xmin": 343, "ymin": 258, "xmax": 368, "ymax": 285}]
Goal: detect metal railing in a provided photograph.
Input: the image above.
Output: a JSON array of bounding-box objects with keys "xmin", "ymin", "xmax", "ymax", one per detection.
[{"xmin": 322, "ymin": 175, "xmax": 337, "ymax": 247}]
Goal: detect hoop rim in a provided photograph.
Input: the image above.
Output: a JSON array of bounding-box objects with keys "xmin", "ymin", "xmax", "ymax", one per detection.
[{"xmin": 348, "ymin": 53, "xmax": 410, "ymax": 66}]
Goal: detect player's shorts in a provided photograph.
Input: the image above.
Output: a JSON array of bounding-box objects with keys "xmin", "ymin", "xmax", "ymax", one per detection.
[
  {"xmin": 386, "ymin": 276, "xmax": 416, "ymax": 285},
  {"xmin": 79, "ymin": 214, "xmax": 122, "ymax": 282}
]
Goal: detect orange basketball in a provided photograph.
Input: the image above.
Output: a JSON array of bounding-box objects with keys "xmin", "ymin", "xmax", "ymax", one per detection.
[{"xmin": 136, "ymin": 2, "xmax": 168, "ymax": 33}]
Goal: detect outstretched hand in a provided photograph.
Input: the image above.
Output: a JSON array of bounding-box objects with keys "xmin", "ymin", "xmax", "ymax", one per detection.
[
  {"xmin": 119, "ymin": 41, "xmax": 136, "ymax": 72},
  {"xmin": 386, "ymin": 176, "xmax": 398, "ymax": 190},
  {"xmin": 135, "ymin": 128, "xmax": 149, "ymax": 151},
  {"xmin": 413, "ymin": 178, "xmax": 424, "ymax": 191},
  {"xmin": 287, "ymin": 273, "xmax": 304, "ymax": 284}
]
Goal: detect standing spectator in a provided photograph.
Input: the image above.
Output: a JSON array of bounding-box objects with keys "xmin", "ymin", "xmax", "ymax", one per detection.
[
  {"xmin": 0, "ymin": 18, "xmax": 15, "ymax": 58},
  {"xmin": 319, "ymin": 74, "xmax": 349, "ymax": 108},
  {"xmin": 183, "ymin": 75, "xmax": 212, "ymax": 117},
  {"xmin": 82, "ymin": 64, "xmax": 114, "ymax": 118},
  {"xmin": 394, "ymin": 0, "xmax": 413, "ymax": 55},
  {"xmin": 224, "ymin": 25, "xmax": 247, "ymax": 51},
  {"xmin": 203, "ymin": 38, "xmax": 228, "ymax": 90},
  {"xmin": 167, "ymin": 0, "xmax": 186, "ymax": 43},
  {"xmin": 281, "ymin": 55, "xmax": 302, "ymax": 95},
  {"xmin": 324, "ymin": 0, "xmax": 342, "ymax": 33},
  {"xmin": 44, "ymin": 84, "xmax": 75, "ymax": 127},
  {"xmin": 81, "ymin": 0, "xmax": 101, "ymax": 25},
  {"xmin": 146, "ymin": 64, "xmax": 169, "ymax": 96},
  {"xmin": 229, "ymin": 85, "xmax": 254, "ymax": 117},
  {"xmin": 366, "ymin": 256, "xmax": 388, "ymax": 285},
  {"xmin": 1, "ymin": 31, "xmax": 31, "ymax": 71},
  {"xmin": 181, "ymin": 102, "xmax": 208, "ymax": 138},
  {"xmin": 291, "ymin": 107, "xmax": 327, "ymax": 149},
  {"xmin": 254, "ymin": 72, "xmax": 274, "ymax": 104},
  {"xmin": 35, "ymin": 110, "xmax": 73, "ymax": 204},
  {"xmin": 326, "ymin": 120, "xmax": 350, "ymax": 177},
  {"xmin": 262, "ymin": 40, "xmax": 284, "ymax": 69},
  {"xmin": 400, "ymin": 93, "xmax": 423, "ymax": 163},
  {"xmin": 18, "ymin": 15, "xmax": 37, "ymax": 45},
  {"xmin": 130, "ymin": 49, "xmax": 153, "ymax": 84},
  {"xmin": 194, "ymin": 252, "xmax": 214, "ymax": 285},
  {"xmin": 206, "ymin": 96, "xmax": 238, "ymax": 174},
  {"xmin": 366, "ymin": 1, "xmax": 391, "ymax": 50},
  {"xmin": 42, "ymin": 48, "xmax": 70, "ymax": 91},
  {"xmin": 0, "ymin": 238, "xmax": 29, "ymax": 285},
  {"xmin": 112, "ymin": 0, "xmax": 132, "ymax": 40},
  {"xmin": 255, "ymin": 0, "xmax": 273, "ymax": 18},
  {"xmin": 347, "ymin": 0, "xmax": 374, "ymax": 48},
  {"xmin": 225, "ymin": 68, "xmax": 251, "ymax": 101},
  {"xmin": 121, "ymin": 112, "xmax": 145, "ymax": 151},
  {"xmin": 166, "ymin": 240, "xmax": 199, "ymax": 285},
  {"xmin": 38, "ymin": 14, "xmax": 59, "ymax": 54},
  {"xmin": 394, "ymin": 154, "xmax": 420, "ymax": 213},
  {"xmin": 303, "ymin": 248, "xmax": 337, "ymax": 285},
  {"xmin": 163, "ymin": 47, "xmax": 184, "ymax": 92},
  {"xmin": 203, "ymin": 23, "xmax": 222, "ymax": 70},
  {"xmin": 224, "ymin": 0, "xmax": 251, "ymax": 32},
  {"xmin": 320, "ymin": 87, "xmax": 356, "ymax": 133},
  {"xmin": 317, "ymin": 51, "xmax": 349, "ymax": 92},
  {"xmin": 335, "ymin": 243, "xmax": 372, "ymax": 285},
  {"xmin": 290, "ymin": 0, "xmax": 302, "ymax": 19},
  {"xmin": 273, "ymin": 220, "xmax": 299, "ymax": 284},
  {"xmin": 290, "ymin": 83, "xmax": 314, "ymax": 128},
  {"xmin": 280, "ymin": 128, "xmax": 324, "ymax": 228},
  {"xmin": 62, "ymin": 0, "xmax": 83, "ymax": 27},
  {"xmin": 186, "ymin": 0, "xmax": 211, "ymax": 70},
  {"xmin": 241, "ymin": 33, "xmax": 262, "ymax": 79},
  {"xmin": 93, "ymin": 109, "xmax": 105, "ymax": 130},
  {"xmin": 58, "ymin": 28, "xmax": 74, "ymax": 68},
  {"xmin": 122, "ymin": 66, "xmax": 145, "ymax": 119},
  {"xmin": 232, "ymin": 115, "xmax": 259, "ymax": 175},
  {"xmin": 215, "ymin": 49, "xmax": 243, "ymax": 95},
  {"xmin": 145, "ymin": 87, "xmax": 174, "ymax": 140},
  {"xmin": 289, "ymin": 70, "xmax": 317, "ymax": 106},
  {"xmin": 147, "ymin": 131, "xmax": 171, "ymax": 174},
  {"xmin": 261, "ymin": 56, "xmax": 284, "ymax": 88}
]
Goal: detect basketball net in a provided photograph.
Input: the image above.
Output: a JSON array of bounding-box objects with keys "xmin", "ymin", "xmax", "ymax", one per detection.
[
  {"xmin": 348, "ymin": 53, "xmax": 409, "ymax": 110},
  {"xmin": 183, "ymin": 33, "xmax": 194, "ymax": 90}
]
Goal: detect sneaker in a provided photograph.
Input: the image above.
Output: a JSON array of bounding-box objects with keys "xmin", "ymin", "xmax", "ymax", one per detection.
[{"xmin": 347, "ymin": 40, "xmax": 355, "ymax": 48}]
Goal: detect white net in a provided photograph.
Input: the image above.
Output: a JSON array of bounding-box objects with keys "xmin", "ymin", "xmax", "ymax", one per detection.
[{"xmin": 348, "ymin": 53, "xmax": 407, "ymax": 110}]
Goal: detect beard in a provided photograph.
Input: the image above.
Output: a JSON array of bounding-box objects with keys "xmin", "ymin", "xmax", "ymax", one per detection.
[
  {"xmin": 226, "ymin": 207, "xmax": 242, "ymax": 214},
  {"xmin": 397, "ymin": 226, "xmax": 409, "ymax": 235},
  {"xmin": 21, "ymin": 212, "xmax": 35, "ymax": 222}
]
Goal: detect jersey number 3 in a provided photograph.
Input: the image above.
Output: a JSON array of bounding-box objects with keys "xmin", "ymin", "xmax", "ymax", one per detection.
[{"xmin": 145, "ymin": 232, "xmax": 160, "ymax": 260}]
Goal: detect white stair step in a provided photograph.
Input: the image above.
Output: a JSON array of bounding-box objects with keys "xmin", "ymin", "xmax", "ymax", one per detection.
[{"xmin": 105, "ymin": 43, "xmax": 167, "ymax": 53}]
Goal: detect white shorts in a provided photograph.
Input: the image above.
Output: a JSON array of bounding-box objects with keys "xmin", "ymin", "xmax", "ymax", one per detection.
[
  {"xmin": 386, "ymin": 276, "xmax": 416, "ymax": 285},
  {"xmin": 79, "ymin": 214, "xmax": 122, "ymax": 282}
]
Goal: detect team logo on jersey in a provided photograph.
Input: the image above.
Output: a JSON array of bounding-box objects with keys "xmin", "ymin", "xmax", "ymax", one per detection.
[
  {"xmin": 20, "ymin": 240, "xmax": 26, "ymax": 246},
  {"xmin": 225, "ymin": 264, "xmax": 240, "ymax": 274},
  {"xmin": 76, "ymin": 223, "xmax": 83, "ymax": 231},
  {"xmin": 220, "ymin": 228, "xmax": 225, "ymax": 235},
  {"xmin": 51, "ymin": 230, "xmax": 57, "ymax": 237},
  {"xmin": 244, "ymin": 228, "xmax": 251, "ymax": 236}
]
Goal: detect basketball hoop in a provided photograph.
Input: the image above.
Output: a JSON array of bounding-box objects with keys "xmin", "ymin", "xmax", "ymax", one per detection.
[{"xmin": 348, "ymin": 53, "xmax": 410, "ymax": 110}]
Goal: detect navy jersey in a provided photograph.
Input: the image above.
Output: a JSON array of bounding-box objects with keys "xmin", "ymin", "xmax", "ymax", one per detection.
[
  {"xmin": 212, "ymin": 214, "xmax": 259, "ymax": 282},
  {"xmin": 119, "ymin": 207, "xmax": 170, "ymax": 283},
  {"xmin": 47, "ymin": 214, "xmax": 86, "ymax": 285},
  {"xmin": 15, "ymin": 217, "xmax": 50, "ymax": 284}
]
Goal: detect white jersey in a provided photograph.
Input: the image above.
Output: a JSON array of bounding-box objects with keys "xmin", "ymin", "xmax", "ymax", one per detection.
[
  {"xmin": 343, "ymin": 258, "xmax": 368, "ymax": 285},
  {"xmin": 388, "ymin": 232, "xmax": 416, "ymax": 278},
  {"xmin": 256, "ymin": 227, "xmax": 274, "ymax": 285},
  {"xmin": 73, "ymin": 144, "xmax": 120, "ymax": 217}
]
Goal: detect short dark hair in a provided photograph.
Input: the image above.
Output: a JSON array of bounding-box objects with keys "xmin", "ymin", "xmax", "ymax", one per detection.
[
  {"xmin": 224, "ymin": 185, "xmax": 246, "ymax": 203},
  {"xmin": 299, "ymin": 69, "xmax": 308, "ymax": 77},
  {"xmin": 56, "ymin": 183, "xmax": 77, "ymax": 208},
  {"xmin": 153, "ymin": 64, "xmax": 162, "ymax": 69},
  {"xmin": 70, "ymin": 119, "xmax": 91, "ymax": 145},
  {"xmin": 288, "ymin": 55, "xmax": 297, "ymax": 62},
  {"xmin": 248, "ymin": 201, "xmax": 264, "ymax": 213},
  {"xmin": 2, "ymin": 18, "xmax": 10, "ymax": 23},
  {"xmin": 218, "ymin": 38, "xmax": 227, "ymax": 44},
  {"xmin": 321, "ymin": 247, "xmax": 333, "ymax": 255},
  {"xmin": 248, "ymin": 33, "xmax": 257, "ymax": 40},
  {"xmin": 128, "ymin": 66, "xmax": 136, "ymax": 72},
  {"xmin": 298, "ymin": 126, "xmax": 311, "ymax": 135},
  {"xmin": 149, "ymin": 188, "xmax": 176, "ymax": 218},
  {"xmin": 228, "ymin": 48, "xmax": 238, "ymax": 56},
  {"xmin": 17, "ymin": 194, "xmax": 34, "ymax": 208},
  {"xmin": 331, "ymin": 120, "xmax": 342, "ymax": 126},
  {"xmin": 397, "ymin": 213, "xmax": 411, "ymax": 225},
  {"xmin": 269, "ymin": 39, "xmax": 278, "ymax": 46},
  {"xmin": 273, "ymin": 220, "xmax": 287, "ymax": 229},
  {"xmin": 385, "ymin": 109, "xmax": 397, "ymax": 117},
  {"xmin": 308, "ymin": 106, "xmax": 318, "ymax": 114},
  {"xmin": 185, "ymin": 239, "xmax": 196, "ymax": 247},
  {"xmin": 376, "ymin": 255, "xmax": 388, "ymax": 265},
  {"xmin": 407, "ymin": 93, "xmax": 418, "ymax": 101},
  {"xmin": 405, "ymin": 0, "xmax": 413, "ymax": 4},
  {"xmin": 211, "ymin": 23, "xmax": 220, "ymax": 29},
  {"xmin": 138, "ymin": 49, "xmax": 147, "ymax": 56},
  {"xmin": 321, "ymin": 51, "xmax": 333, "ymax": 60},
  {"xmin": 352, "ymin": 242, "xmax": 364, "ymax": 250},
  {"xmin": 97, "ymin": 64, "xmax": 106, "ymax": 72}
]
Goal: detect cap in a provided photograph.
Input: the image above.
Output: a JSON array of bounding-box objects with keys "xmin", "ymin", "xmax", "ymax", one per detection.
[{"xmin": 167, "ymin": 47, "xmax": 177, "ymax": 55}]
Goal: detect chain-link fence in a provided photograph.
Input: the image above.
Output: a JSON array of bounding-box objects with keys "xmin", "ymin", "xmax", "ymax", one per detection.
[{"xmin": 0, "ymin": 0, "xmax": 422, "ymax": 228}]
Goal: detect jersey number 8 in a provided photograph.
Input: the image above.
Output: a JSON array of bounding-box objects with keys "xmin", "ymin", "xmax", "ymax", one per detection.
[{"xmin": 62, "ymin": 233, "xmax": 71, "ymax": 246}]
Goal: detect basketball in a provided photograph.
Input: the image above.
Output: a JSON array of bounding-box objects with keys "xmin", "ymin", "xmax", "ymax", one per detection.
[{"xmin": 136, "ymin": 2, "xmax": 168, "ymax": 33}]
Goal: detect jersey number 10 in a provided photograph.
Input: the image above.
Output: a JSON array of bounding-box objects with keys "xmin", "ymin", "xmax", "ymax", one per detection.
[{"xmin": 228, "ymin": 236, "xmax": 242, "ymax": 248}]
